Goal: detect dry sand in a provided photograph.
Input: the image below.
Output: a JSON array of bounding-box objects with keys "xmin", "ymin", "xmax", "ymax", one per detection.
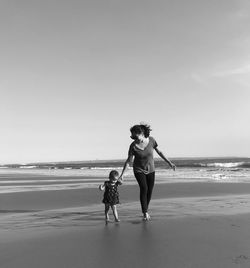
[{"xmin": 1, "ymin": 182, "xmax": 250, "ymax": 267}]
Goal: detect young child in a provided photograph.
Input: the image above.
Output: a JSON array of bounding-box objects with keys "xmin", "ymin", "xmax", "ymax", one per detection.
[{"xmin": 99, "ymin": 170, "xmax": 122, "ymax": 224}]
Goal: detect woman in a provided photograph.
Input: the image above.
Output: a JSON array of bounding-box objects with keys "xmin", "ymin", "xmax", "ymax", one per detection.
[{"xmin": 119, "ymin": 123, "xmax": 175, "ymax": 221}]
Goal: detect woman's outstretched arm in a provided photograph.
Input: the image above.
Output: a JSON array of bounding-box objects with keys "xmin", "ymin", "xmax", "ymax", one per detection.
[
  {"xmin": 119, "ymin": 155, "xmax": 133, "ymax": 180},
  {"xmin": 154, "ymin": 147, "xmax": 176, "ymax": 170}
]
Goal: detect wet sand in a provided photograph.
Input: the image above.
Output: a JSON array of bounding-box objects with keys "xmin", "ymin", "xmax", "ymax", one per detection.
[
  {"xmin": 2, "ymin": 215, "xmax": 250, "ymax": 268},
  {"xmin": 2, "ymin": 181, "xmax": 250, "ymax": 210},
  {"xmin": 1, "ymin": 182, "xmax": 250, "ymax": 267}
]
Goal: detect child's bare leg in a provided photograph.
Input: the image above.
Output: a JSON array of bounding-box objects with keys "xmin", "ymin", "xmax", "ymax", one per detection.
[
  {"xmin": 105, "ymin": 204, "xmax": 110, "ymax": 223},
  {"xmin": 111, "ymin": 205, "xmax": 120, "ymax": 222}
]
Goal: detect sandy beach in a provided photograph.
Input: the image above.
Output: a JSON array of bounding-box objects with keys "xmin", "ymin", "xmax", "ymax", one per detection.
[
  {"xmin": 1, "ymin": 180, "xmax": 250, "ymax": 267},
  {"xmin": 2, "ymin": 0, "xmax": 250, "ymax": 265}
]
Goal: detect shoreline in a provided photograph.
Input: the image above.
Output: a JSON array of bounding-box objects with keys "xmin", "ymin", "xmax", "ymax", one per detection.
[
  {"xmin": 1, "ymin": 192, "xmax": 250, "ymax": 230},
  {"xmin": 2, "ymin": 182, "xmax": 250, "ymax": 211}
]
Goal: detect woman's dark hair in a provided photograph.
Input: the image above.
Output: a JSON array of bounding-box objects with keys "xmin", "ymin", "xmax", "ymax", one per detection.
[{"xmin": 130, "ymin": 123, "xmax": 152, "ymax": 138}]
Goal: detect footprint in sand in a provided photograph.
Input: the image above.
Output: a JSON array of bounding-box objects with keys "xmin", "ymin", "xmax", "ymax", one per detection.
[
  {"xmin": 232, "ymin": 255, "xmax": 250, "ymax": 264},
  {"xmin": 231, "ymin": 224, "xmax": 240, "ymax": 228},
  {"xmin": 200, "ymin": 217, "xmax": 209, "ymax": 221}
]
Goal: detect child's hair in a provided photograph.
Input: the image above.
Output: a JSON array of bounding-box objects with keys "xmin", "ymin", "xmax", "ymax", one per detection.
[
  {"xmin": 109, "ymin": 170, "xmax": 119, "ymax": 179},
  {"xmin": 130, "ymin": 123, "xmax": 152, "ymax": 138}
]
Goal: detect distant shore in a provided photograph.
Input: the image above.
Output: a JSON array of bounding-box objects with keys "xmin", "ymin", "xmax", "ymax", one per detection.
[{"xmin": 1, "ymin": 156, "xmax": 250, "ymax": 169}]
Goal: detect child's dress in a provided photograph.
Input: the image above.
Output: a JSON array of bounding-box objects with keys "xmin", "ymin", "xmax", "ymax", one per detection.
[{"xmin": 102, "ymin": 181, "xmax": 121, "ymax": 205}]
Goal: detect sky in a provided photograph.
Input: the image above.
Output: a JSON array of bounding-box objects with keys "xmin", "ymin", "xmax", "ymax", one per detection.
[{"xmin": 1, "ymin": 0, "xmax": 250, "ymax": 164}]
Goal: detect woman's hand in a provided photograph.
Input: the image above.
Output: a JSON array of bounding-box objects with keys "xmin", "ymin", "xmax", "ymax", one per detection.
[
  {"xmin": 118, "ymin": 175, "xmax": 124, "ymax": 181},
  {"xmin": 155, "ymin": 147, "xmax": 176, "ymax": 171}
]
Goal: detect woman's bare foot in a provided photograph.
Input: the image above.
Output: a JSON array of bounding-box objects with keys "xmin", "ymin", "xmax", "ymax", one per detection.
[{"xmin": 143, "ymin": 212, "xmax": 151, "ymax": 221}]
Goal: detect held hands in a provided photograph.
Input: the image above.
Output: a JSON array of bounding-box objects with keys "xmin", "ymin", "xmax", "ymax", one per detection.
[
  {"xmin": 118, "ymin": 175, "xmax": 124, "ymax": 183},
  {"xmin": 169, "ymin": 163, "xmax": 176, "ymax": 171}
]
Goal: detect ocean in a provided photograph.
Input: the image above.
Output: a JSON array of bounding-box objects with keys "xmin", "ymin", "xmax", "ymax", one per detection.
[{"xmin": 0, "ymin": 157, "xmax": 250, "ymax": 194}]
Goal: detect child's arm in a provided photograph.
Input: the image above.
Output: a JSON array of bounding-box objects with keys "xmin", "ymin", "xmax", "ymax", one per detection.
[
  {"xmin": 155, "ymin": 147, "xmax": 176, "ymax": 170},
  {"xmin": 99, "ymin": 183, "xmax": 105, "ymax": 191}
]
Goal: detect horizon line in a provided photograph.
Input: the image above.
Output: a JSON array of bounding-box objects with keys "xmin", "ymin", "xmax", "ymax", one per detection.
[{"xmin": 1, "ymin": 156, "xmax": 250, "ymax": 166}]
